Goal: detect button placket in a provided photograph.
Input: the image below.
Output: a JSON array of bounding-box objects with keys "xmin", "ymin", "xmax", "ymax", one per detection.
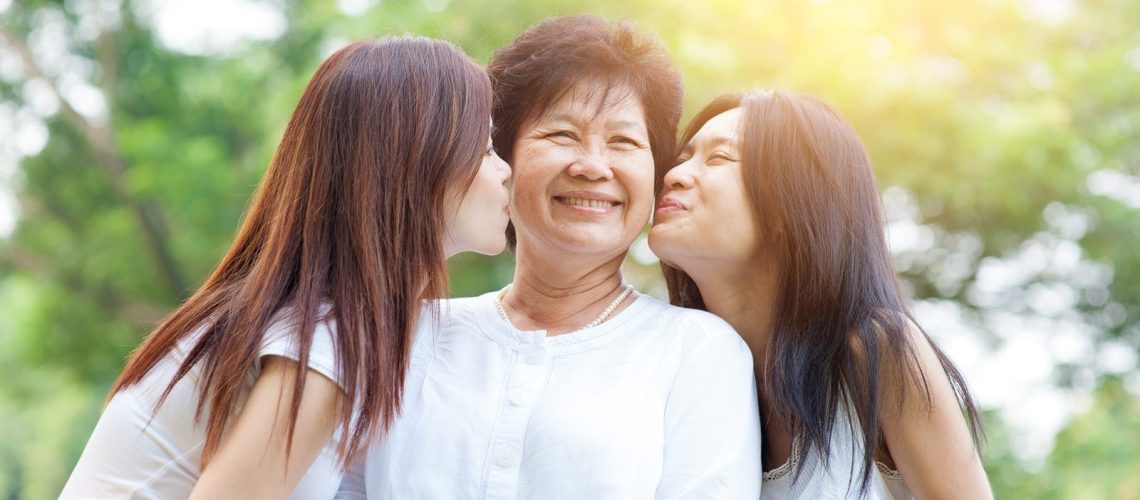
[
  {"xmin": 525, "ymin": 351, "xmax": 543, "ymax": 365},
  {"xmin": 483, "ymin": 345, "xmax": 548, "ymax": 499},
  {"xmin": 508, "ymin": 387, "xmax": 530, "ymax": 406},
  {"xmin": 494, "ymin": 445, "xmax": 516, "ymax": 467}
]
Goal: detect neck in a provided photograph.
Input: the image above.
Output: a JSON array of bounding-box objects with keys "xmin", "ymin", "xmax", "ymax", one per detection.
[
  {"xmin": 684, "ymin": 256, "xmax": 779, "ymax": 365},
  {"xmin": 502, "ymin": 239, "xmax": 631, "ymax": 335}
]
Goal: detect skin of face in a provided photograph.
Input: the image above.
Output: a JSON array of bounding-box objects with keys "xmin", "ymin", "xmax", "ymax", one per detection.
[
  {"xmin": 649, "ymin": 108, "xmax": 760, "ymax": 269},
  {"xmin": 508, "ymin": 82, "xmax": 656, "ymax": 261},
  {"xmin": 444, "ymin": 132, "xmax": 513, "ymax": 257}
]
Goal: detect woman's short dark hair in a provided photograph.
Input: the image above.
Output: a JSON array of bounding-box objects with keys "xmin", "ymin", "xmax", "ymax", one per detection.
[{"xmin": 488, "ymin": 14, "xmax": 683, "ymax": 245}]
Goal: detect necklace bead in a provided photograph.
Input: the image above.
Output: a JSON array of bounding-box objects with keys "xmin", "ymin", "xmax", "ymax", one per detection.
[{"xmin": 494, "ymin": 284, "xmax": 633, "ymax": 333}]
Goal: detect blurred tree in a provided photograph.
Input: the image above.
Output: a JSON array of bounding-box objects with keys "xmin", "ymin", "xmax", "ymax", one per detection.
[
  {"xmin": 985, "ymin": 379, "xmax": 1140, "ymax": 499},
  {"xmin": 0, "ymin": 0, "xmax": 1137, "ymax": 497}
]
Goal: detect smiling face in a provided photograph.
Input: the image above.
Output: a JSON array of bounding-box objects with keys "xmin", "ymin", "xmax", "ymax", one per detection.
[
  {"xmin": 508, "ymin": 82, "xmax": 656, "ymax": 260},
  {"xmin": 649, "ymin": 107, "xmax": 760, "ymax": 269}
]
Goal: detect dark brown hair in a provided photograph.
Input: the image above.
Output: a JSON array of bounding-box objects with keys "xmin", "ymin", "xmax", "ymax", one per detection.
[
  {"xmin": 110, "ymin": 36, "xmax": 492, "ymax": 466},
  {"xmin": 663, "ymin": 91, "xmax": 983, "ymax": 493},
  {"xmin": 487, "ymin": 14, "xmax": 683, "ymax": 245}
]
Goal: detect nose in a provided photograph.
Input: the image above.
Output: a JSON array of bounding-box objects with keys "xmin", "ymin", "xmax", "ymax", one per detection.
[
  {"xmin": 495, "ymin": 153, "xmax": 511, "ymax": 186},
  {"xmin": 566, "ymin": 150, "xmax": 614, "ymax": 181},
  {"xmin": 663, "ymin": 158, "xmax": 696, "ymax": 191}
]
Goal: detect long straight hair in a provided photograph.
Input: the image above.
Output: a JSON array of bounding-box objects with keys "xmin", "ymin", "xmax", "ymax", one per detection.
[
  {"xmin": 662, "ymin": 91, "xmax": 983, "ymax": 492},
  {"xmin": 110, "ymin": 37, "xmax": 492, "ymax": 466}
]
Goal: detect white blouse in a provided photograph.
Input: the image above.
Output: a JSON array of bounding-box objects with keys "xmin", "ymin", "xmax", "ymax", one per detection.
[
  {"xmin": 761, "ymin": 397, "xmax": 911, "ymax": 499},
  {"xmin": 337, "ymin": 291, "xmax": 762, "ymax": 499}
]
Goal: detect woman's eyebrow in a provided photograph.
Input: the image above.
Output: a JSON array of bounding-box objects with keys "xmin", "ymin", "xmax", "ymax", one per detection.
[
  {"xmin": 693, "ymin": 134, "xmax": 737, "ymax": 150},
  {"xmin": 606, "ymin": 120, "xmax": 645, "ymax": 131},
  {"xmin": 542, "ymin": 113, "xmax": 580, "ymax": 126}
]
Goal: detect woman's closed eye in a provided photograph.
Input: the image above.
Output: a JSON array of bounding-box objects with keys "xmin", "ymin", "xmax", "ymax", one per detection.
[
  {"xmin": 706, "ymin": 152, "xmax": 738, "ymax": 164},
  {"xmin": 544, "ymin": 130, "xmax": 580, "ymax": 142},
  {"xmin": 609, "ymin": 135, "xmax": 645, "ymax": 149}
]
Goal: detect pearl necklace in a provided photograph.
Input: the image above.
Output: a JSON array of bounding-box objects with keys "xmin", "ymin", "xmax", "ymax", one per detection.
[{"xmin": 494, "ymin": 284, "xmax": 634, "ymax": 333}]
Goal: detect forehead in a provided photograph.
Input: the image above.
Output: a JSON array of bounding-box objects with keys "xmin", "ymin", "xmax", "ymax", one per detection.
[
  {"xmin": 534, "ymin": 80, "xmax": 647, "ymax": 128},
  {"xmin": 689, "ymin": 108, "xmax": 743, "ymax": 147}
]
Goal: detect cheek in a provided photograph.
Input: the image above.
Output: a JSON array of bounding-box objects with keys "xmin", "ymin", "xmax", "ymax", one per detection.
[
  {"xmin": 514, "ymin": 141, "xmax": 574, "ymax": 172},
  {"xmin": 507, "ymin": 166, "xmax": 541, "ymax": 200},
  {"xmin": 510, "ymin": 152, "xmax": 558, "ymax": 199},
  {"xmin": 475, "ymin": 181, "xmax": 496, "ymax": 209},
  {"xmin": 703, "ymin": 197, "xmax": 759, "ymax": 256},
  {"xmin": 510, "ymin": 182, "xmax": 543, "ymax": 213},
  {"xmin": 623, "ymin": 154, "xmax": 658, "ymax": 208},
  {"xmin": 462, "ymin": 169, "xmax": 489, "ymax": 209}
]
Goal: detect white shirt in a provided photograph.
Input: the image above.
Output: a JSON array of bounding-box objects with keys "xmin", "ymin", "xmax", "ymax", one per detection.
[
  {"xmin": 761, "ymin": 397, "xmax": 911, "ymax": 499},
  {"xmin": 338, "ymin": 291, "xmax": 762, "ymax": 499},
  {"xmin": 61, "ymin": 309, "xmax": 345, "ymax": 500}
]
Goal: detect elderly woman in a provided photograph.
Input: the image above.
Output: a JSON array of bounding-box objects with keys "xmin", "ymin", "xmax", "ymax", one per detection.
[{"xmin": 339, "ymin": 15, "xmax": 761, "ymax": 499}]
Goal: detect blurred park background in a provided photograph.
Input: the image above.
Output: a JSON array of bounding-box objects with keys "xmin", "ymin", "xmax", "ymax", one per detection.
[{"xmin": 1, "ymin": 0, "xmax": 1138, "ymax": 497}]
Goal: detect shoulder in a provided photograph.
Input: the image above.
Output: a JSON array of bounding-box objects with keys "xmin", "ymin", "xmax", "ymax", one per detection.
[
  {"xmin": 846, "ymin": 311, "xmax": 952, "ymax": 414},
  {"xmin": 640, "ymin": 298, "xmax": 757, "ymax": 416},
  {"xmin": 437, "ymin": 292, "xmax": 495, "ymax": 311},
  {"xmin": 258, "ymin": 303, "xmax": 343, "ymax": 388},
  {"xmin": 847, "ymin": 311, "xmax": 938, "ymax": 377},
  {"xmin": 261, "ymin": 303, "xmax": 338, "ymax": 349},
  {"xmin": 433, "ymin": 292, "xmax": 497, "ymax": 325},
  {"xmin": 633, "ymin": 295, "xmax": 751, "ymax": 362},
  {"xmin": 635, "ymin": 295, "xmax": 742, "ymax": 340}
]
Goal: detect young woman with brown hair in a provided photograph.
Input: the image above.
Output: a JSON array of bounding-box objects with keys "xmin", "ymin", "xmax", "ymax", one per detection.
[
  {"xmin": 650, "ymin": 91, "xmax": 990, "ymax": 499},
  {"xmin": 61, "ymin": 36, "xmax": 511, "ymax": 499}
]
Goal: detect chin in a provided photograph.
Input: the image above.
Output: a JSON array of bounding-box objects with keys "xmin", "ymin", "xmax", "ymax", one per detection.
[
  {"xmin": 647, "ymin": 232, "xmax": 684, "ymax": 264},
  {"xmin": 565, "ymin": 231, "xmax": 638, "ymax": 256},
  {"xmin": 480, "ymin": 238, "xmax": 508, "ymax": 256},
  {"xmin": 647, "ymin": 226, "xmax": 674, "ymax": 248}
]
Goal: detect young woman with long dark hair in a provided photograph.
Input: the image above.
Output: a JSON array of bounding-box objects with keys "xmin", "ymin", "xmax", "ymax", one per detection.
[
  {"xmin": 650, "ymin": 91, "xmax": 990, "ymax": 498},
  {"xmin": 61, "ymin": 36, "xmax": 511, "ymax": 499}
]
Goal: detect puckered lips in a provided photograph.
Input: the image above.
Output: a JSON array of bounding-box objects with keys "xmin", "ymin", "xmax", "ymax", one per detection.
[
  {"xmin": 553, "ymin": 190, "xmax": 622, "ymax": 216},
  {"xmin": 654, "ymin": 195, "xmax": 687, "ymax": 221}
]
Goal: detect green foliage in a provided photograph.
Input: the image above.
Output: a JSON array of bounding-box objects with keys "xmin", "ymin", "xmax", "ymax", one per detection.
[
  {"xmin": 0, "ymin": 0, "xmax": 1137, "ymax": 497},
  {"xmin": 985, "ymin": 380, "xmax": 1140, "ymax": 499}
]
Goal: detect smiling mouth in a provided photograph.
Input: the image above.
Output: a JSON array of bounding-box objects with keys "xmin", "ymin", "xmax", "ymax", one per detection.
[{"xmin": 555, "ymin": 196, "xmax": 620, "ymax": 209}]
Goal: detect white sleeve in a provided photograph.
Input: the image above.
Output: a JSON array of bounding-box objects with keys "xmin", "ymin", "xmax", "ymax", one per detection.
[
  {"xmin": 259, "ymin": 315, "xmax": 344, "ymax": 390},
  {"xmin": 334, "ymin": 456, "xmax": 368, "ymax": 499},
  {"xmin": 656, "ymin": 318, "xmax": 762, "ymax": 500}
]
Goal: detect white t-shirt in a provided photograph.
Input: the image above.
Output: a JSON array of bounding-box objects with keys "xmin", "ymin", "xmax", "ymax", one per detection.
[
  {"xmin": 337, "ymin": 291, "xmax": 762, "ymax": 499},
  {"xmin": 61, "ymin": 308, "xmax": 345, "ymax": 500}
]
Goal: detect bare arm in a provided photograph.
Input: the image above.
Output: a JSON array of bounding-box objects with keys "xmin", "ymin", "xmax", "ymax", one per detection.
[
  {"xmin": 880, "ymin": 329, "xmax": 992, "ymax": 499},
  {"xmin": 189, "ymin": 356, "xmax": 344, "ymax": 500}
]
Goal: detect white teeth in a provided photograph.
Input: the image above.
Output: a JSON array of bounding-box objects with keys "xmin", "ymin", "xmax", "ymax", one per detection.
[{"xmin": 562, "ymin": 197, "xmax": 616, "ymax": 209}]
